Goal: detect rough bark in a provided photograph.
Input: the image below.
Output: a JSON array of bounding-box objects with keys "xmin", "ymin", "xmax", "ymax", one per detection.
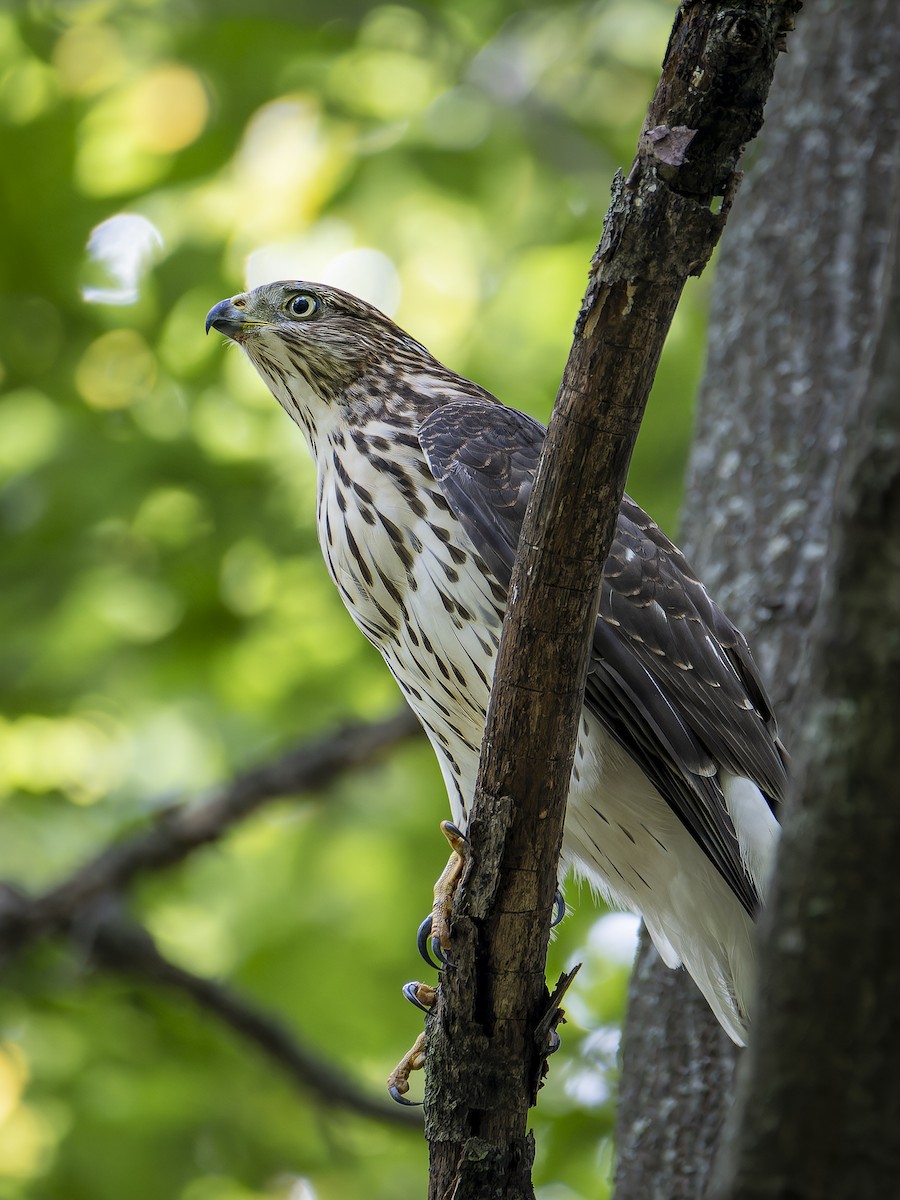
[
  {"xmin": 709, "ymin": 18, "xmax": 900, "ymax": 1199},
  {"xmin": 424, "ymin": 5, "xmax": 801, "ymax": 1198},
  {"xmin": 615, "ymin": 935, "xmax": 737, "ymax": 1200},
  {"xmin": 711, "ymin": 178, "xmax": 900, "ymax": 1200},
  {"xmin": 614, "ymin": 0, "xmax": 900, "ymax": 1195}
]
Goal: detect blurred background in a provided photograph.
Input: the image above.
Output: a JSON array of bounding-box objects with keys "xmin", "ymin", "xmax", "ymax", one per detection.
[{"xmin": 0, "ymin": 1, "xmax": 707, "ymax": 1197}]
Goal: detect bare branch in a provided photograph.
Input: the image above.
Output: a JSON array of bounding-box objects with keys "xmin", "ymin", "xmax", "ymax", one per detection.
[
  {"xmin": 0, "ymin": 708, "xmax": 420, "ymax": 961},
  {"xmin": 74, "ymin": 900, "xmax": 421, "ymax": 1130},
  {"xmin": 425, "ymin": 3, "xmax": 802, "ymax": 1196},
  {"xmin": 0, "ymin": 711, "xmax": 423, "ymax": 1132}
]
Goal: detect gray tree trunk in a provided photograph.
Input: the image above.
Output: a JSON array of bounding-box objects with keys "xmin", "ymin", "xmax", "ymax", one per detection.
[{"xmin": 614, "ymin": 1, "xmax": 900, "ymax": 1195}]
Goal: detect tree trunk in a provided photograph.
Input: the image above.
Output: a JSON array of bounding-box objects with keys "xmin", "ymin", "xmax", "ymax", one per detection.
[
  {"xmin": 710, "ymin": 160, "xmax": 900, "ymax": 1200},
  {"xmin": 614, "ymin": 0, "xmax": 900, "ymax": 1194},
  {"xmin": 615, "ymin": 935, "xmax": 737, "ymax": 1200}
]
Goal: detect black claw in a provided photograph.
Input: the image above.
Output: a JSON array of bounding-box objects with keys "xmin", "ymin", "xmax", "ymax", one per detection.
[
  {"xmin": 388, "ymin": 1085, "xmax": 422, "ymax": 1107},
  {"xmin": 431, "ymin": 935, "xmax": 448, "ymax": 966},
  {"xmin": 417, "ymin": 916, "xmax": 441, "ymax": 969},
  {"xmin": 443, "ymin": 821, "xmax": 466, "ymax": 842},
  {"xmin": 546, "ymin": 1029, "xmax": 562, "ymax": 1056},
  {"xmin": 551, "ymin": 889, "xmax": 566, "ymax": 928},
  {"xmin": 402, "ymin": 981, "xmax": 433, "ymax": 1013}
]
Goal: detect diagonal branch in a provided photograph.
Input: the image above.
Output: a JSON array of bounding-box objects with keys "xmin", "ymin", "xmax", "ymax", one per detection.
[
  {"xmin": 0, "ymin": 708, "xmax": 419, "ymax": 962},
  {"xmin": 77, "ymin": 902, "xmax": 422, "ymax": 1129},
  {"xmin": 0, "ymin": 711, "xmax": 423, "ymax": 1132},
  {"xmin": 425, "ymin": 3, "xmax": 802, "ymax": 1197}
]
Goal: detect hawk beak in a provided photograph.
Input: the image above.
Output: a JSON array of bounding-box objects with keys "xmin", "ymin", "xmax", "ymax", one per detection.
[{"xmin": 206, "ymin": 298, "xmax": 249, "ymax": 339}]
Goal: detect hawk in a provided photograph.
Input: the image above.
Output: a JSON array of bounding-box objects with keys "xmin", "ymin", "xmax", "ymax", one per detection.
[{"xmin": 206, "ymin": 281, "xmax": 786, "ymax": 1045}]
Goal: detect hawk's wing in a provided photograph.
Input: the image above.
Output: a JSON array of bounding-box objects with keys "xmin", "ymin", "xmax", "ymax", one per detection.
[{"xmin": 419, "ymin": 398, "xmax": 787, "ymax": 916}]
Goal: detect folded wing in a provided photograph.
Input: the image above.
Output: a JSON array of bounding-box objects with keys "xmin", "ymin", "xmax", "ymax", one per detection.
[{"xmin": 419, "ymin": 398, "xmax": 788, "ymax": 916}]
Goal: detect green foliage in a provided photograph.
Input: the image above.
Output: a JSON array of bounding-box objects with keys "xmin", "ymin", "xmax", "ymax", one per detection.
[{"xmin": 0, "ymin": 0, "xmax": 703, "ymax": 1196}]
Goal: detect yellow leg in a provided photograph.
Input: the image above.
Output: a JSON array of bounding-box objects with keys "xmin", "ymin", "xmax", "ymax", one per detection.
[
  {"xmin": 387, "ymin": 1031, "xmax": 426, "ymax": 1103},
  {"xmin": 389, "ymin": 824, "xmax": 467, "ymax": 1103},
  {"xmin": 402, "ymin": 980, "xmax": 438, "ymax": 1011},
  {"xmin": 430, "ymin": 820, "xmax": 467, "ymax": 952}
]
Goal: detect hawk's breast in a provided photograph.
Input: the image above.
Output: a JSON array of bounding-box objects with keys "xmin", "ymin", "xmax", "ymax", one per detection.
[{"xmin": 315, "ymin": 421, "xmax": 506, "ymax": 822}]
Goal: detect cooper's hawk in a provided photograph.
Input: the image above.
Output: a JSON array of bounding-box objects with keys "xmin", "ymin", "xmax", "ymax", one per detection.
[{"xmin": 206, "ymin": 281, "xmax": 786, "ymax": 1046}]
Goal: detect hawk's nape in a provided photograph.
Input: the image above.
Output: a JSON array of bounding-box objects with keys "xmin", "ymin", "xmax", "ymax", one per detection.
[{"xmin": 207, "ymin": 280, "xmax": 785, "ymax": 1045}]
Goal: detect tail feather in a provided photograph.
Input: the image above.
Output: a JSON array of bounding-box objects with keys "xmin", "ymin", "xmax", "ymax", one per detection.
[
  {"xmin": 648, "ymin": 888, "xmax": 756, "ymax": 1045},
  {"xmin": 722, "ymin": 772, "xmax": 781, "ymax": 900}
]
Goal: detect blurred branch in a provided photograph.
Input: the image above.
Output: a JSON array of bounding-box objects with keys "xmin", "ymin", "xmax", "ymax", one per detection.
[
  {"xmin": 78, "ymin": 901, "xmax": 421, "ymax": 1129},
  {"xmin": 0, "ymin": 710, "xmax": 423, "ymax": 1131},
  {"xmin": 0, "ymin": 707, "xmax": 420, "ymax": 961}
]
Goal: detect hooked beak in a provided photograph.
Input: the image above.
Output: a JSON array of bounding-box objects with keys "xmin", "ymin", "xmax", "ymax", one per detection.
[{"xmin": 205, "ymin": 298, "xmax": 249, "ymax": 340}]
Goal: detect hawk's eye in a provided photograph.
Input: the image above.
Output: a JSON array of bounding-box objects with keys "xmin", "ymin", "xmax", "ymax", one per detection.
[{"xmin": 285, "ymin": 294, "xmax": 319, "ymax": 320}]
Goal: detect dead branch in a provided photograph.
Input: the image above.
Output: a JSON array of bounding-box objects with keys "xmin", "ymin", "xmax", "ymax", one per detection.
[
  {"xmin": 0, "ymin": 710, "xmax": 422, "ymax": 1131},
  {"xmin": 424, "ymin": 4, "xmax": 802, "ymax": 1197}
]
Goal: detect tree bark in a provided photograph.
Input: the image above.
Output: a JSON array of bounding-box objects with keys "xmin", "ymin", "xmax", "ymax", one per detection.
[
  {"xmin": 615, "ymin": 935, "xmax": 737, "ymax": 1200},
  {"xmin": 708, "ymin": 7, "xmax": 900, "ymax": 1195},
  {"xmin": 614, "ymin": 0, "xmax": 900, "ymax": 1194},
  {"xmin": 424, "ymin": 4, "xmax": 801, "ymax": 1197},
  {"xmin": 711, "ymin": 167, "xmax": 900, "ymax": 1200}
]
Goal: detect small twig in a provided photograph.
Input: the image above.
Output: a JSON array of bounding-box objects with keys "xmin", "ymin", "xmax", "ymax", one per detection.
[
  {"xmin": 82, "ymin": 901, "xmax": 421, "ymax": 1129},
  {"xmin": 532, "ymin": 965, "xmax": 582, "ymax": 1103}
]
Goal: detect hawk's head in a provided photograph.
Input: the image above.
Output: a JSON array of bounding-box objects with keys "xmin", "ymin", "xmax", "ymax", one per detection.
[
  {"xmin": 206, "ymin": 280, "xmax": 438, "ymax": 443},
  {"xmin": 207, "ymin": 280, "xmax": 427, "ymax": 392},
  {"xmin": 207, "ymin": 279, "xmax": 499, "ymax": 450}
]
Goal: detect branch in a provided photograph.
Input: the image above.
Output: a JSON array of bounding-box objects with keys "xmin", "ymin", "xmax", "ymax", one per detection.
[
  {"xmin": 69, "ymin": 899, "xmax": 421, "ymax": 1130},
  {"xmin": 0, "ymin": 708, "xmax": 419, "ymax": 962},
  {"xmin": 424, "ymin": 4, "xmax": 801, "ymax": 1196},
  {"xmin": 0, "ymin": 712, "xmax": 423, "ymax": 1132},
  {"xmin": 615, "ymin": 3, "xmax": 900, "ymax": 1189}
]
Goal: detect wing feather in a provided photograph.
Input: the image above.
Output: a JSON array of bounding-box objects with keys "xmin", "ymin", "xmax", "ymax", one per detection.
[{"xmin": 419, "ymin": 398, "xmax": 787, "ymax": 915}]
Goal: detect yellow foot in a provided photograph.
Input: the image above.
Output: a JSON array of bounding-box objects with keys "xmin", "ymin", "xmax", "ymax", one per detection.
[
  {"xmin": 432, "ymin": 820, "xmax": 467, "ymax": 952},
  {"xmin": 402, "ymin": 980, "xmax": 438, "ymax": 1012},
  {"xmin": 417, "ymin": 821, "xmax": 468, "ymax": 967},
  {"xmin": 387, "ymin": 1031, "xmax": 426, "ymax": 1105}
]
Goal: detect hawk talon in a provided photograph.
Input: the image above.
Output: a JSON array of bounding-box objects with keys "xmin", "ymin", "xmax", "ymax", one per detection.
[
  {"xmin": 416, "ymin": 915, "xmax": 443, "ymax": 970},
  {"xmin": 551, "ymin": 889, "xmax": 566, "ymax": 928},
  {"xmin": 387, "ymin": 1030, "xmax": 426, "ymax": 1107},
  {"xmin": 388, "ymin": 1085, "xmax": 422, "ymax": 1108},
  {"xmin": 441, "ymin": 820, "xmax": 466, "ymax": 845},
  {"xmin": 416, "ymin": 822, "xmax": 468, "ymax": 969},
  {"xmin": 402, "ymin": 980, "xmax": 437, "ymax": 1012}
]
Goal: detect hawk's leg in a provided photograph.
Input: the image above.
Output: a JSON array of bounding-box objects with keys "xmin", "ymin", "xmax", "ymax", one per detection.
[
  {"xmin": 387, "ymin": 1031, "xmax": 426, "ymax": 1105},
  {"xmin": 387, "ymin": 984, "xmax": 437, "ymax": 1104},
  {"xmin": 389, "ymin": 821, "xmax": 465, "ymax": 1104},
  {"xmin": 390, "ymin": 828, "xmax": 570, "ymax": 1103},
  {"xmin": 417, "ymin": 820, "xmax": 467, "ymax": 968},
  {"xmin": 417, "ymin": 821, "xmax": 566, "ymax": 969}
]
